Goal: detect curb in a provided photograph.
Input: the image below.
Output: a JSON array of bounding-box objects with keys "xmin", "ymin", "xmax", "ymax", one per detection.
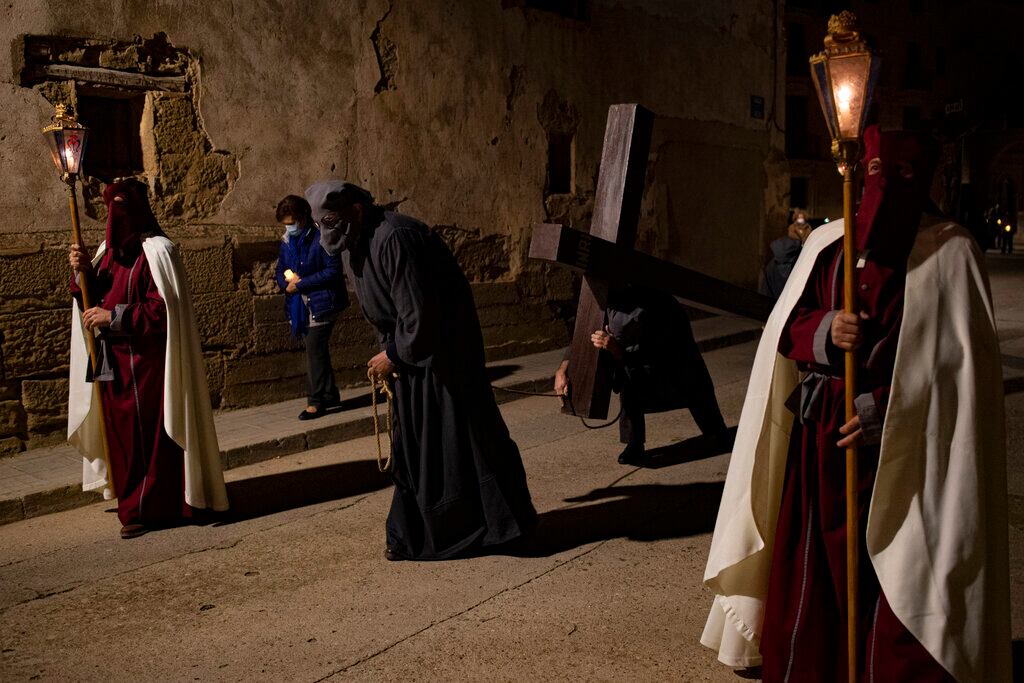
[{"xmin": 0, "ymin": 329, "xmax": 764, "ymax": 527}]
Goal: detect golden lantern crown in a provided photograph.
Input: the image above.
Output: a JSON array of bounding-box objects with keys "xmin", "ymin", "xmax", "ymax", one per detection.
[
  {"xmin": 809, "ymin": 11, "xmax": 880, "ymax": 168},
  {"xmin": 42, "ymin": 103, "xmax": 89, "ymax": 178}
]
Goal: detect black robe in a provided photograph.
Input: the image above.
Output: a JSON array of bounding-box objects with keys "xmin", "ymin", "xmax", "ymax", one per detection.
[
  {"xmin": 606, "ymin": 287, "xmax": 726, "ymax": 445},
  {"xmin": 347, "ymin": 210, "xmax": 537, "ymax": 559}
]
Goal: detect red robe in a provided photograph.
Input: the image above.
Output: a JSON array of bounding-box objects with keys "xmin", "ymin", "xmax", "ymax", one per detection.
[
  {"xmin": 759, "ymin": 242, "xmax": 952, "ymax": 681},
  {"xmin": 72, "ymin": 248, "xmax": 192, "ymax": 527}
]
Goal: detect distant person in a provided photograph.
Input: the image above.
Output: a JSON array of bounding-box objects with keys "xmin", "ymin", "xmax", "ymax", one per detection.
[
  {"xmin": 305, "ymin": 180, "xmax": 536, "ymax": 561},
  {"xmin": 554, "ymin": 286, "xmax": 728, "ymax": 464},
  {"xmin": 760, "ymin": 209, "xmax": 813, "ymax": 300},
  {"xmin": 67, "ymin": 179, "xmax": 228, "ymax": 539},
  {"xmin": 787, "ymin": 208, "xmax": 812, "ymax": 243},
  {"xmin": 275, "ymin": 195, "xmax": 349, "ymax": 420},
  {"xmin": 1000, "ymin": 216, "xmax": 1017, "ymax": 255}
]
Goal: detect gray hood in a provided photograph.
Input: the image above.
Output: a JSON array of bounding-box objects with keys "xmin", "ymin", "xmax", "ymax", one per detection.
[{"xmin": 304, "ymin": 180, "xmax": 374, "ymax": 255}]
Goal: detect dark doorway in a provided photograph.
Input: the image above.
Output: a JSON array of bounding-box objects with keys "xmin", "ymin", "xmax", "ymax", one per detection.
[{"xmin": 77, "ymin": 93, "xmax": 145, "ymax": 182}]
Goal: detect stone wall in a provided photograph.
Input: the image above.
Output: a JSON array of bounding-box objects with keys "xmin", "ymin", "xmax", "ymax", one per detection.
[{"xmin": 0, "ymin": 0, "xmax": 786, "ymax": 454}]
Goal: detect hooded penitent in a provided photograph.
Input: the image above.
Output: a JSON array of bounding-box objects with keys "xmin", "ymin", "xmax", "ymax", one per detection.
[
  {"xmin": 304, "ymin": 180, "xmax": 375, "ymax": 254},
  {"xmin": 102, "ymin": 178, "xmax": 161, "ymax": 255},
  {"xmin": 855, "ymin": 125, "xmax": 940, "ymax": 259}
]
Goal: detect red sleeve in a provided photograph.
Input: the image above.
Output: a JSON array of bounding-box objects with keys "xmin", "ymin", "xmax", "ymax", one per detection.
[{"xmin": 778, "ymin": 259, "xmax": 840, "ymax": 369}]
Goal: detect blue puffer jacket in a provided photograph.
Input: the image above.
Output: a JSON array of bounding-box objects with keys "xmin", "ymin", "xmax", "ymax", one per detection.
[{"xmin": 275, "ymin": 226, "xmax": 349, "ymax": 329}]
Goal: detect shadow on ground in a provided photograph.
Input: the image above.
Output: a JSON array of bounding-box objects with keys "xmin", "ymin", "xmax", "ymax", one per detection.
[
  {"xmin": 514, "ymin": 481, "xmax": 725, "ymax": 557},
  {"xmin": 218, "ymin": 459, "xmax": 391, "ymax": 524},
  {"xmin": 639, "ymin": 427, "xmax": 738, "ymax": 469}
]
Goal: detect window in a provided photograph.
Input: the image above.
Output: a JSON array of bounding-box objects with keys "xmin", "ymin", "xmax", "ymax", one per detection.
[
  {"xmin": 786, "ymin": 95, "xmax": 809, "ymax": 158},
  {"xmin": 786, "ymin": 23, "xmax": 808, "ymax": 77},
  {"xmin": 76, "ymin": 94, "xmax": 145, "ymax": 182},
  {"xmin": 546, "ymin": 132, "xmax": 574, "ymax": 194},
  {"xmin": 903, "ymin": 106, "xmax": 923, "ymax": 130},
  {"xmin": 935, "ymin": 46, "xmax": 946, "ymax": 77},
  {"xmin": 790, "ymin": 177, "xmax": 810, "ymax": 209},
  {"xmin": 903, "ymin": 42, "xmax": 929, "ymax": 90}
]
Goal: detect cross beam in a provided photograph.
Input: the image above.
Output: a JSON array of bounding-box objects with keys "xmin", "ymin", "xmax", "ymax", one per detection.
[{"xmin": 530, "ymin": 223, "xmax": 772, "ymax": 322}]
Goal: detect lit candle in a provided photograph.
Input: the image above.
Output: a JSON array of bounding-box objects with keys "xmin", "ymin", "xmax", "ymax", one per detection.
[{"xmin": 284, "ymin": 269, "xmax": 296, "ymax": 282}]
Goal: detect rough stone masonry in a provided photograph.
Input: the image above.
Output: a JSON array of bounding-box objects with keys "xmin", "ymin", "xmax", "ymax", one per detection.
[{"xmin": 0, "ymin": 1, "xmax": 788, "ymax": 455}]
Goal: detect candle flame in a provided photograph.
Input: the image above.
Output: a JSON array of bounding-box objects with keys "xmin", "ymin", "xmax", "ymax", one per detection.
[
  {"xmin": 836, "ymin": 83, "xmax": 853, "ymax": 115},
  {"xmin": 284, "ymin": 269, "xmax": 296, "ymax": 281}
]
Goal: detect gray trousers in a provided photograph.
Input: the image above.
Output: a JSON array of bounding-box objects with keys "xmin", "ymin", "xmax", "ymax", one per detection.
[{"xmin": 305, "ymin": 321, "xmax": 339, "ymax": 408}]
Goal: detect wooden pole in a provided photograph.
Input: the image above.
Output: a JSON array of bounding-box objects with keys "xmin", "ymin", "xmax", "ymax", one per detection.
[
  {"xmin": 842, "ymin": 165, "xmax": 859, "ymax": 683},
  {"xmin": 67, "ymin": 177, "xmax": 116, "ymax": 499}
]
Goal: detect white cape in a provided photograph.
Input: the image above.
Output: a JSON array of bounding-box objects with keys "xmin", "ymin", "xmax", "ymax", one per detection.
[
  {"xmin": 67, "ymin": 236, "xmax": 229, "ymax": 512},
  {"xmin": 700, "ymin": 220, "xmax": 1010, "ymax": 681}
]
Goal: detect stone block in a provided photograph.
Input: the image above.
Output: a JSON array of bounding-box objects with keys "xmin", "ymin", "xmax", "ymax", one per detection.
[
  {"xmin": 0, "ymin": 400, "xmax": 25, "ymax": 438},
  {"xmin": 252, "ymin": 321, "xmax": 304, "ymax": 354},
  {"xmin": 22, "ymin": 484, "xmax": 102, "ymax": 520},
  {"xmin": 220, "ymin": 352, "xmax": 306, "ymax": 408},
  {"xmin": 204, "ymin": 352, "xmax": 225, "ymax": 406},
  {"xmin": 224, "ymin": 433, "xmax": 307, "ymax": 470},
  {"xmin": 481, "ymin": 320, "xmax": 568, "ymax": 349},
  {"xmin": 0, "ymin": 436, "xmax": 23, "ymax": 458},
  {"xmin": 476, "ymin": 301, "xmax": 554, "ymax": 328},
  {"xmin": 0, "ymin": 498, "xmax": 23, "ymax": 525},
  {"xmin": 0, "ymin": 381, "xmax": 18, "ymax": 401},
  {"xmin": 0, "ymin": 310, "xmax": 71, "ymax": 378},
  {"xmin": 0, "ymin": 246, "xmax": 70, "ymax": 314},
  {"xmin": 191, "ymin": 291, "xmax": 253, "ymax": 347},
  {"xmin": 305, "ymin": 417, "xmax": 375, "ymax": 450},
  {"xmin": 253, "ymin": 295, "xmax": 287, "ymax": 325},
  {"xmin": 21, "ymin": 379, "xmax": 67, "ymax": 435},
  {"xmin": 545, "ymin": 267, "xmax": 578, "ymax": 302},
  {"xmin": 517, "ymin": 271, "xmax": 546, "ymax": 299},
  {"xmin": 470, "ymin": 281, "xmax": 519, "ymax": 307},
  {"xmin": 178, "ymin": 237, "xmax": 234, "ymax": 293}
]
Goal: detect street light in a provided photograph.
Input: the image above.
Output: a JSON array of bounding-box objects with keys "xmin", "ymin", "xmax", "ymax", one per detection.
[
  {"xmin": 43, "ymin": 103, "xmax": 116, "ymax": 498},
  {"xmin": 809, "ymin": 11, "xmax": 878, "ymax": 683}
]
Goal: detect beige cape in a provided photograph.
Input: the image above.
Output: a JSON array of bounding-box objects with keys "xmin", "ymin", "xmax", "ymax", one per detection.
[
  {"xmin": 701, "ymin": 220, "xmax": 1010, "ymax": 681},
  {"xmin": 67, "ymin": 236, "xmax": 229, "ymax": 512}
]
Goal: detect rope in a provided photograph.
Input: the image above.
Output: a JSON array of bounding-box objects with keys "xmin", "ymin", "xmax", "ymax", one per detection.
[
  {"xmin": 491, "ymin": 381, "xmax": 621, "ymax": 430},
  {"xmin": 368, "ymin": 369, "xmax": 395, "ymax": 473}
]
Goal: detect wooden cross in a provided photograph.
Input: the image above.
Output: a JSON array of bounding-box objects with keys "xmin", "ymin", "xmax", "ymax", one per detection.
[{"xmin": 530, "ymin": 104, "xmax": 774, "ymax": 419}]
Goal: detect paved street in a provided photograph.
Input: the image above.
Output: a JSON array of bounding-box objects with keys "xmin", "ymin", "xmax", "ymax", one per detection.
[{"xmin": 1, "ymin": 253, "xmax": 1023, "ymax": 681}]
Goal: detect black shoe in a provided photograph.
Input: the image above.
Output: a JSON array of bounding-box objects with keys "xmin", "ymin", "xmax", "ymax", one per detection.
[
  {"xmin": 384, "ymin": 547, "xmax": 407, "ymax": 562},
  {"xmin": 618, "ymin": 443, "xmax": 645, "ymax": 465},
  {"xmin": 298, "ymin": 407, "xmax": 325, "ymax": 421},
  {"xmin": 120, "ymin": 523, "xmax": 148, "ymax": 539}
]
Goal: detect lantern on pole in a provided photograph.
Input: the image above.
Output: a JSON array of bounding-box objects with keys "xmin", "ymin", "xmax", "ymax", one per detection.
[
  {"xmin": 43, "ymin": 103, "xmax": 116, "ymax": 498},
  {"xmin": 808, "ymin": 12, "xmax": 878, "ymax": 682}
]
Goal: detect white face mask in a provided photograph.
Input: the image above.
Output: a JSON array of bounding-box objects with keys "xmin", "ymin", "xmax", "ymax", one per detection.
[
  {"xmin": 796, "ymin": 217, "xmax": 806, "ymax": 224},
  {"xmin": 285, "ymin": 223, "xmax": 302, "ymax": 237}
]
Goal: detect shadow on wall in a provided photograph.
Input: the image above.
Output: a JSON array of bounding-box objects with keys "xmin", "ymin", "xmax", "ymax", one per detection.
[{"xmin": 218, "ymin": 459, "xmax": 390, "ymax": 524}]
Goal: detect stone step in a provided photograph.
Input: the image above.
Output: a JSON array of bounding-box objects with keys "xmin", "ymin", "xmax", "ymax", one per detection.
[{"xmin": 0, "ymin": 315, "xmax": 764, "ymax": 526}]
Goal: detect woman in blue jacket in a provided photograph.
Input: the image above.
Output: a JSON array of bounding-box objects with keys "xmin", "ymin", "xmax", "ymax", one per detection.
[{"xmin": 274, "ymin": 195, "xmax": 349, "ymax": 420}]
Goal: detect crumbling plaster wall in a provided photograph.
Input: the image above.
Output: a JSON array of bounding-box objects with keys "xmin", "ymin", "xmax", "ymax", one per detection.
[{"xmin": 0, "ymin": 0, "xmax": 785, "ymax": 454}]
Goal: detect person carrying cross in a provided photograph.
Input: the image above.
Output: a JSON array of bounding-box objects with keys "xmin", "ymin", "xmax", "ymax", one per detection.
[{"xmin": 554, "ymin": 285, "xmax": 728, "ymax": 464}]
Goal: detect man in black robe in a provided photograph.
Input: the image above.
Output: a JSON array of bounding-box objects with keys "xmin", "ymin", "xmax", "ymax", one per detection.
[
  {"xmin": 305, "ymin": 181, "xmax": 537, "ymax": 561},
  {"xmin": 555, "ymin": 286, "xmax": 728, "ymax": 464}
]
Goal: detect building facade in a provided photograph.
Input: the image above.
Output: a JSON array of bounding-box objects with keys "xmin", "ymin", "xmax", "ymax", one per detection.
[{"xmin": 0, "ymin": 0, "xmax": 786, "ymax": 453}]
